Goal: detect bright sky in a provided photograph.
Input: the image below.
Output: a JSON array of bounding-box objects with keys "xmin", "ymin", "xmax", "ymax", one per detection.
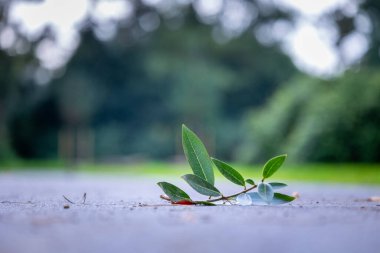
[{"xmin": 0, "ymin": 0, "xmax": 370, "ymax": 77}]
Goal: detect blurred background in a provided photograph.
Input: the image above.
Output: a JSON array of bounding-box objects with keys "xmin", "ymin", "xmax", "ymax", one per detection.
[{"xmin": 0, "ymin": 0, "xmax": 379, "ymax": 177}]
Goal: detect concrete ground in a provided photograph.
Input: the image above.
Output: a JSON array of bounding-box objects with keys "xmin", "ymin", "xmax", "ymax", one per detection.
[{"xmin": 0, "ymin": 172, "xmax": 379, "ymax": 253}]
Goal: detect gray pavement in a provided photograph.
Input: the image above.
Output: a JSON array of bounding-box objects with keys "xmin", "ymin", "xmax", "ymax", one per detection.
[{"xmin": 0, "ymin": 172, "xmax": 380, "ymax": 253}]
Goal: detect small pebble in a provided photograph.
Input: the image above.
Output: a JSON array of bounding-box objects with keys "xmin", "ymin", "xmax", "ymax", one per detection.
[
  {"xmin": 63, "ymin": 204, "xmax": 70, "ymax": 209},
  {"xmin": 368, "ymin": 196, "xmax": 380, "ymax": 202},
  {"xmin": 292, "ymin": 192, "xmax": 300, "ymax": 199}
]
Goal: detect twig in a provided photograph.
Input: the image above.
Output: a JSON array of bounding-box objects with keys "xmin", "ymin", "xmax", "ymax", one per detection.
[
  {"xmin": 0, "ymin": 201, "xmax": 34, "ymax": 205},
  {"xmin": 62, "ymin": 195, "xmax": 75, "ymax": 204},
  {"xmin": 160, "ymin": 185, "xmax": 258, "ymax": 204},
  {"xmin": 160, "ymin": 195, "xmax": 171, "ymax": 202},
  {"xmin": 63, "ymin": 193, "xmax": 87, "ymax": 204},
  {"xmin": 82, "ymin": 193, "xmax": 87, "ymax": 204},
  {"xmin": 206, "ymin": 184, "xmax": 257, "ymax": 203}
]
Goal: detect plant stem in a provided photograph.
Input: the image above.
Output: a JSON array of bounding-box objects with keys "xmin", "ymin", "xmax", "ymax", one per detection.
[
  {"xmin": 160, "ymin": 195, "xmax": 172, "ymax": 202},
  {"xmin": 204, "ymin": 184, "xmax": 257, "ymax": 203},
  {"xmin": 160, "ymin": 185, "xmax": 257, "ymax": 205}
]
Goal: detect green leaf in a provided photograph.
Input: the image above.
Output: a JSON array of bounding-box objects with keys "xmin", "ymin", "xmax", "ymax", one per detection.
[
  {"xmin": 268, "ymin": 182, "xmax": 287, "ymax": 189},
  {"xmin": 245, "ymin": 179, "xmax": 255, "ymax": 185},
  {"xmin": 182, "ymin": 125, "xmax": 214, "ymax": 185},
  {"xmin": 211, "ymin": 158, "xmax": 245, "ymax": 186},
  {"xmin": 247, "ymin": 192, "xmax": 295, "ymax": 205},
  {"xmin": 247, "ymin": 192, "xmax": 262, "ymax": 204},
  {"xmin": 182, "ymin": 174, "xmax": 221, "ymax": 197},
  {"xmin": 262, "ymin": 154, "xmax": 287, "ymax": 179},
  {"xmin": 272, "ymin": 193, "xmax": 295, "ymax": 204},
  {"xmin": 257, "ymin": 182, "xmax": 274, "ymax": 203},
  {"xmin": 194, "ymin": 201, "xmax": 217, "ymax": 206},
  {"xmin": 157, "ymin": 182, "xmax": 191, "ymax": 202}
]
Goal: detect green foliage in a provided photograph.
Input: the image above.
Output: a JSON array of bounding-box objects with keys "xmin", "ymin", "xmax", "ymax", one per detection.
[
  {"xmin": 182, "ymin": 125, "xmax": 214, "ymax": 185},
  {"xmin": 157, "ymin": 182, "xmax": 191, "ymax": 202},
  {"xmin": 273, "ymin": 193, "xmax": 296, "ymax": 204},
  {"xmin": 182, "ymin": 174, "xmax": 221, "ymax": 197},
  {"xmin": 55, "ymin": 163, "xmax": 380, "ymax": 185},
  {"xmin": 2, "ymin": 0, "xmax": 380, "ymax": 164},
  {"xmin": 240, "ymin": 69, "xmax": 380, "ymax": 163},
  {"xmin": 245, "ymin": 179, "xmax": 255, "ymax": 185},
  {"xmin": 211, "ymin": 158, "xmax": 245, "ymax": 186},
  {"xmin": 1, "ymin": 12, "xmax": 299, "ymax": 161},
  {"xmin": 262, "ymin": 154, "xmax": 287, "ymax": 179},
  {"xmin": 248, "ymin": 192, "xmax": 295, "ymax": 205},
  {"xmin": 157, "ymin": 125, "xmax": 295, "ymax": 206},
  {"xmin": 194, "ymin": 201, "xmax": 217, "ymax": 206},
  {"xmin": 268, "ymin": 182, "xmax": 287, "ymax": 189},
  {"xmin": 257, "ymin": 183, "xmax": 274, "ymax": 203}
]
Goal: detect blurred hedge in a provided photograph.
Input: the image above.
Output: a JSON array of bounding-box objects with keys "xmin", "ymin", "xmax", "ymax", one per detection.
[{"xmin": 238, "ymin": 68, "xmax": 380, "ymax": 163}]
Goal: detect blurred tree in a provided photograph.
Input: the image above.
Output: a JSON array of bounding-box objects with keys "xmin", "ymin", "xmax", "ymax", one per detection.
[
  {"xmin": 2, "ymin": 0, "xmax": 380, "ymax": 164},
  {"xmin": 0, "ymin": 4, "xmax": 41, "ymax": 159},
  {"xmin": 323, "ymin": 0, "xmax": 379, "ymax": 67},
  {"xmin": 0, "ymin": 49, "xmax": 17, "ymax": 159},
  {"xmin": 361, "ymin": 0, "xmax": 380, "ymax": 65},
  {"xmin": 239, "ymin": 69, "xmax": 380, "ymax": 162},
  {"xmin": 4, "ymin": 6, "xmax": 296, "ymax": 162}
]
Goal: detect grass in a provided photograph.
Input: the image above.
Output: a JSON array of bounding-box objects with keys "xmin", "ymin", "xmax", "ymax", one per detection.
[
  {"xmin": 0, "ymin": 159, "xmax": 65, "ymax": 169},
  {"xmin": 2, "ymin": 160, "xmax": 378, "ymax": 185},
  {"xmin": 238, "ymin": 164, "xmax": 380, "ymax": 185}
]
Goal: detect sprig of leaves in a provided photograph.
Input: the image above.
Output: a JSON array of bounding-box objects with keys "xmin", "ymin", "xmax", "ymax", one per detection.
[{"xmin": 157, "ymin": 125, "xmax": 296, "ymax": 206}]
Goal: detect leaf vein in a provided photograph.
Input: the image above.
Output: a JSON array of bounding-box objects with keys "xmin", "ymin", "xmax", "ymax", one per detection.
[{"xmin": 186, "ymin": 134, "xmax": 207, "ymax": 181}]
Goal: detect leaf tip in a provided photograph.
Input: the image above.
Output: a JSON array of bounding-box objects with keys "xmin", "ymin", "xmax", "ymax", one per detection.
[
  {"xmin": 180, "ymin": 174, "xmax": 190, "ymax": 180},
  {"xmin": 278, "ymin": 154, "xmax": 288, "ymax": 161}
]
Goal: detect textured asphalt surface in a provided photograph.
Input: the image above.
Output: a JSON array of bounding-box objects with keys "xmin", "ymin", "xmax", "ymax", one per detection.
[{"xmin": 0, "ymin": 172, "xmax": 379, "ymax": 253}]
